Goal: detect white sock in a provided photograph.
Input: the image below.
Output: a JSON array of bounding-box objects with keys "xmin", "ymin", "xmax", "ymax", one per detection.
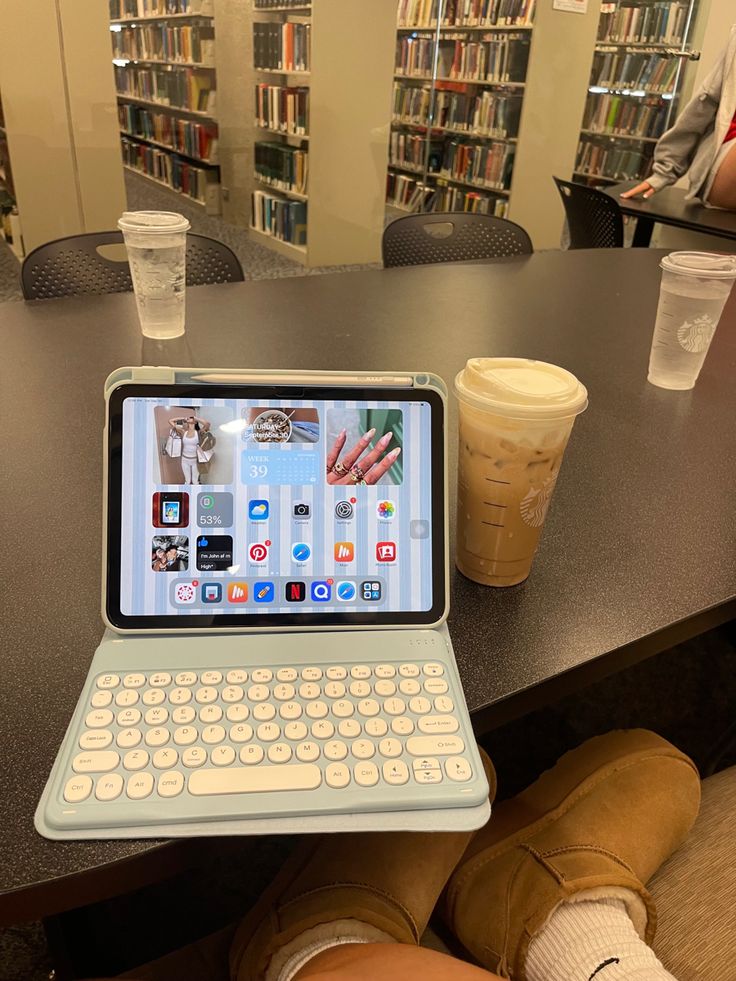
[
  {"xmin": 268, "ymin": 918, "xmax": 394, "ymax": 981},
  {"xmin": 526, "ymin": 896, "xmax": 677, "ymax": 981}
]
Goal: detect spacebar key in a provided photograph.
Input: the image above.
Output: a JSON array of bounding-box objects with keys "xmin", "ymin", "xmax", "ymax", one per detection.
[{"xmin": 189, "ymin": 764, "xmax": 322, "ymax": 795}]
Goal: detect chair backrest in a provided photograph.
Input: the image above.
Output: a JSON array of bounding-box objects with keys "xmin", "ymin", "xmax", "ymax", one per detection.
[
  {"xmin": 553, "ymin": 176, "xmax": 624, "ymax": 249},
  {"xmin": 21, "ymin": 230, "xmax": 244, "ymax": 300},
  {"xmin": 382, "ymin": 212, "xmax": 533, "ymax": 268}
]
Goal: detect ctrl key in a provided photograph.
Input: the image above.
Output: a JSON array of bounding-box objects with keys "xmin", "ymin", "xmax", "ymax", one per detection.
[{"xmin": 64, "ymin": 775, "xmax": 93, "ymax": 803}]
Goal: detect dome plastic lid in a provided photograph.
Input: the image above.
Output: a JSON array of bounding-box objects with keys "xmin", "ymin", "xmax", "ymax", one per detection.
[
  {"xmin": 660, "ymin": 251, "xmax": 736, "ymax": 280},
  {"xmin": 118, "ymin": 211, "xmax": 190, "ymax": 234},
  {"xmin": 455, "ymin": 357, "xmax": 588, "ymax": 420}
]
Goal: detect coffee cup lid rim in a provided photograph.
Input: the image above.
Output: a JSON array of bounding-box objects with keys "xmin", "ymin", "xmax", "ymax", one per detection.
[
  {"xmin": 118, "ymin": 211, "xmax": 191, "ymax": 234},
  {"xmin": 455, "ymin": 358, "xmax": 588, "ymax": 420},
  {"xmin": 660, "ymin": 251, "xmax": 736, "ymax": 279}
]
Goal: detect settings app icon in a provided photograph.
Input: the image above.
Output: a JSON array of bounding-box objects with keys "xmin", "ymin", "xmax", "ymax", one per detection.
[{"xmin": 335, "ymin": 501, "xmax": 354, "ymax": 520}]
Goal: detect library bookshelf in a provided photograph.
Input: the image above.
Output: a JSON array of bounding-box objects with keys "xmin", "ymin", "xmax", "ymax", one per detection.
[{"xmin": 0, "ymin": 88, "xmax": 23, "ymax": 258}]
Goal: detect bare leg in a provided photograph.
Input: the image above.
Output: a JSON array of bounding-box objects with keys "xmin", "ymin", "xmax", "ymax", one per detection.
[
  {"xmin": 707, "ymin": 141, "xmax": 736, "ymax": 210},
  {"xmin": 296, "ymin": 942, "xmax": 501, "ymax": 981}
]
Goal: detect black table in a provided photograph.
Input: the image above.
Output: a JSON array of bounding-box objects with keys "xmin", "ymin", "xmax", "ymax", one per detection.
[
  {"xmin": 608, "ymin": 181, "xmax": 736, "ymax": 247},
  {"xmin": 2, "ymin": 248, "xmax": 735, "ymax": 923}
]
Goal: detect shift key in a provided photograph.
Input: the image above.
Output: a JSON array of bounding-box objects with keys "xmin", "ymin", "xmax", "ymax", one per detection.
[{"xmin": 406, "ymin": 735, "xmax": 465, "ymax": 756}]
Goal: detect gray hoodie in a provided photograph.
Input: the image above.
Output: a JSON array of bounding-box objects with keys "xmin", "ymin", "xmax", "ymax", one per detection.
[{"xmin": 648, "ymin": 26, "xmax": 736, "ymax": 200}]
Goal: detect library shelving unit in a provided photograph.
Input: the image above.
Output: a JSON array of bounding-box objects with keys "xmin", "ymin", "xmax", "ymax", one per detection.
[
  {"xmin": 573, "ymin": 0, "xmax": 700, "ymax": 187},
  {"xmin": 110, "ymin": 0, "xmax": 222, "ymax": 214},
  {"xmin": 248, "ymin": 0, "xmax": 397, "ymax": 265},
  {"xmin": 387, "ymin": 0, "xmax": 535, "ymax": 218},
  {"xmin": 0, "ymin": 87, "xmax": 23, "ymax": 258}
]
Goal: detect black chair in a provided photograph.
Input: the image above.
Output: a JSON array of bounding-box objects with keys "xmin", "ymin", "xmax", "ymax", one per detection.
[
  {"xmin": 382, "ymin": 212, "xmax": 533, "ymax": 268},
  {"xmin": 553, "ymin": 176, "xmax": 624, "ymax": 249},
  {"xmin": 21, "ymin": 230, "xmax": 244, "ymax": 300}
]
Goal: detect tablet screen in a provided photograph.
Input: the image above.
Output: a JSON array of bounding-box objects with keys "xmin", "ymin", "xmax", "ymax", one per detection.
[{"xmin": 106, "ymin": 384, "xmax": 445, "ymax": 629}]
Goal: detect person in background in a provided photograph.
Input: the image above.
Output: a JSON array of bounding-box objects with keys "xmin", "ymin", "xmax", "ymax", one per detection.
[{"xmin": 622, "ymin": 26, "xmax": 736, "ymax": 210}]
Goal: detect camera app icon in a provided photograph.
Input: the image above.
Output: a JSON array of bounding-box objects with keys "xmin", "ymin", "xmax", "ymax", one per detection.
[{"xmin": 293, "ymin": 502, "xmax": 311, "ymax": 519}]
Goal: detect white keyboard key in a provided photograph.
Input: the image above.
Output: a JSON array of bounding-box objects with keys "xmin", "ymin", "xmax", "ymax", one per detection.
[
  {"xmin": 257, "ymin": 722, "xmax": 280, "ymax": 742},
  {"xmin": 175, "ymin": 672, "xmax": 197, "ymax": 686},
  {"xmin": 79, "ymin": 730, "xmax": 113, "ymax": 750},
  {"xmin": 115, "ymin": 689, "xmax": 139, "ymax": 707},
  {"xmin": 96, "ymin": 773, "xmax": 124, "ymax": 801},
  {"xmin": 117, "ymin": 708, "xmax": 141, "ymax": 727},
  {"xmin": 226, "ymin": 669, "xmax": 248, "ymax": 685},
  {"xmin": 399, "ymin": 679, "xmax": 421, "ymax": 696},
  {"xmin": 127, "ymin": 772, "xmax": 154, "ymax": 799},
  {"xmin": 86, "ymin": 709, "xmax": 113, "ymax": 729},
  {"xmin": 351, "ymin": 738, "xmax": 375, "ymax": 760},
  {"xmin": 445, "ymin": 757, "xmax": 473, "ymax": 782},
  {"xmin": 413, "ymin": 757, "xmax": 440, "ymax": 772},
  {"xmin": 124, "ymin": 673, "xmax": 146, "ymax": 689},
  {"xmin": 326, "ymin": 666, "xmax": 347, "ymax": 680},
  {"xmin": 383, "ymin": 760, "xmax": 409, "ymax": 785},
  {"xmin": 142, "ymin": 688, "xmax": 166, "ymax": 706},
  {"xmin": 311, "ymin": 719, "xmax": 334, "ymax": 740},
  {"xmin": 296, "ymin": 741, "xmax": 320, "ymax": 762},
  {"xmin": 399, "ymin": 664, "xmax": 420, "ymax": 678},
  {"xmin": 354, "ymin": 762, "xmax": 379, "ymax": 787},
  {"xmin": 299, "ymin": 682, "xmax": 321, "ymax": 700},
  {"xmin": 222, "ymin": 685, "xmax": 244, "ymax": 703},
  {"xmin": 123, "ymin": 749, "xmax": 149, "ymax": 771},
  {"xmin": 240, "ymin": 744, "xmax": 265, "ymax": 765},
  {"xmin": 324, "ymin": 739, "xmax": 348, "ymax": 761},
  {"xmin": 268, "ymin": 742, "xmax": 292, "ymax": 764},
  {"xmin": 274, "ymin": 683, "xmax": 296, "ymax": 701},
  {"xmin": 414, "ymin": 768, "xmax": 443, "ymax": 784},
  {"xmin": 169, "ymin": 687, "xmax": 192, "ymax": 705},
  {"xmin": 434, "ymin": 696, "xmax": 455, "ymax": 714},
  {"xmin": 375, "ymin": 664, "xmax": 396, "ymax": 679},
  {"xmin": 64, "ymin": 775, "xmax": 93, "ymax": 803},
  {"xmin": 202, "ymin": 724, "xmax": 227, "ymax": 744},
  {"xmin": 150, "ymin": 672, "xmax": 172, "ymax": 687},
  {"xmin": 276, "ymin": 667, "xmax": 298, "ymax": 682},
  {"xmin": 350, "ymin": 665, "xmax": 371, "ymax": 680},
  {"xmin": 212, "ymin": 745, "xmax": 236, "ymax": 766},
  {"xmin": 423, "ymin": 663, "xmax": 444, "ymax": 677},
  {"xmin": 153, "ymin": 748, "xmax": 178, "ymax": 769},
  {"xmin": 306, "ymin": 701, "xmax": 328, "ymax": 720},
  {"xmin": 173, "ymin": 726, "xmax": 198, "ymax": 746},
  {"xmin": 145, "ymin": 727, "xmax": 170, "ymax": 747},
  {"xmin": 72, "ymin": 751, "xmax": 119, "ymax": 773},
  {"xmin": 253, "ymin": 703, "xmax": 276, "ymax": 722},
  {"xmin": 374, "ymin": 680, "xmax": 396, "ymax": 697},
  {"xmin": 117, "ymin": 728, "xmax": 142, "ymax": 749},
  {"xmin": 252, "ymin": 668, "xmax": 273, "ymax": 683},
  {"xmin": 145, "ymin": 707, "xmax": 169, "ymax": 726},
  {"xmin": 349, "ymin": 681, "xmax": 371, "ymax": 698},
  {"xmin": 418, "ymin": 716, "xmax": 459, "ymax": 735},
  {"xmin": 406, "ymin": 735, "xmax": 465, "ymax": 756},
  {"xmin": 409, "ymin": 697, "xmax": 432, "ymax": 715},
  {"xmin": 285, "ymin": 721, "xmax": 308, "ymax": 741},
  {"xmin": 230, "ymin": 723, "xmax": 253, "ymax": 743},
  {"xmin": 173, "ymin": 705, "xmax": 196, "ymax": 724},
  {"xmin": 248, "ymin": 684, "xmax": 269, "ymax": 702},
  {"xmin": 183, "ymin": 747, "xmax": 207, "ymax": 768},
  {"xmin": 189, "ymin": 764, "xmax": 321, "ymax": 795},
  {"xmin": 226, "ymin": 704, "xmax": 249, "ymax": 723},
  {"xmin": 379, "ymin": 737, "xmax": 403, "ymax": 758},
  {"xmin": 338, "ymin": 719, "xmax": 361, "ymax": 738},
  {"xmin": 324, "ymin": 681, "xmax": 346, "ymax": 699},
  {"xmin": 91, "ymin": 690, "xmax": 113, "ymax": 708},
  {"xmin": 326, "ymin": 762, "xmax": 350, "ymax": 788},
  {"xmin": 364, "ymin": 718, "xmax": 388, "ymax": 738},
  {"xmin": 96, "ymin": 674, "xmax": 120, "ymax": 689},
  {"xmin": 279, "ymin": 701, "xmax": 302, "ymax": 720},
  {"xmin": 332, "ymin": 700, "xmax": 354, "ymax": 718},
  {"xmin": 384, "ymin": 697, "xmax": 406, "ymax": 716},
  {"xmin": 302, "ymin": 667, "xmax": 323, "ymax": 681},
  {"xmin": 158, "ymin": 771, "xmax": 185, "ymax": 797},
  {"xmin": 195, "ymin": 686, "xmax": 218, "ymax": 705},
  {"xmin": 358, "ymin": 698, "xmax": 380, "ymax": 717},
  {"xmin": 199, "ymin": 705, "xmax": 223, "ymax": 724},
  {"xmin": 424, "ymin": 678, "xmax": 448, "ymax": 695},
  {"xmin": 201, "ymin": 670, "xmax": 222, "ymax": 685}
]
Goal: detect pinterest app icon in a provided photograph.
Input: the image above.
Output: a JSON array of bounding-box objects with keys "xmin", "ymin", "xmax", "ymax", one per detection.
[{"xmin": 249, "ymin": 540, "xmax": 270, "ymax": 563}]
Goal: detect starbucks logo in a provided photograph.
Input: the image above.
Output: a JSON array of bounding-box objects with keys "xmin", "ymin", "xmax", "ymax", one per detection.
[
  {"xmin": 677, "ymin": 315, "xmax": 716, "ymax": 353},
  {"xmin": 520, "ymin": 476, "xmax": 558, "ymax": 528}
]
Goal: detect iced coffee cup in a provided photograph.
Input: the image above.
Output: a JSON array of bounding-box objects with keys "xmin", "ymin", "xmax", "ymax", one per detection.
[{"xmin": 455, "ymin": 358, "xmax": 588, "ymax": 587}]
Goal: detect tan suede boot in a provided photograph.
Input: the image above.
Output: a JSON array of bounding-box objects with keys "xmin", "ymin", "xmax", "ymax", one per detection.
[
  {"xmin": 230, "ymin": 749, "xmax": 496, "ymax": 981},
  {"xmin": 442, "ymin": 729, "xmax": 700, "ymax": 981}
]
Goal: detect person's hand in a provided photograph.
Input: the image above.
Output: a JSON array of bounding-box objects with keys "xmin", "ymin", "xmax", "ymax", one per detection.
[
  {"xmin": 326, "ymin": 428, "xmax": 401, "ymax": 485},
  {"xmin": 621, "ymin": 181, "xmax": 655, "ymax": 200}
]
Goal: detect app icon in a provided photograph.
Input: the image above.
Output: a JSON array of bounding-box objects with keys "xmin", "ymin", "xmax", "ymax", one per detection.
[
  {"xmin": 376, "ymin": 541, "xmax": 397, "ymax": 562},
  {"xmin": 361, "ymin": 580, "xmax": 382, "ymax": 601},
  {"xmin": 196, "ymin": 492, "xmax": 233, "ymax": 528},
  {"xmin": 377, "ymin": 500, "xmax": 396, "ymax": 521},
  {"xmin": 174, "ymin": 582, "xmax": 197, "ymax": 604},
  {"xmin": 153, "ymin": 492, "xmax": 189, "ymax": 528},
  {"xmin": 196, "ymin": 534, "xmax": 234, "ymax": 571},
  {"xmin": 335, "ymin": 501, "xmax": 354, "ymax": 520},
  {"xmin": 311, "ymin": 580, "xmax": 332, "ymax": 602},
  {"xmin": 336, "ymin": 581, "xmax": 356, "ymax": 602},
  {"xmin": 410, "ymin": 519, "xmax": 430, "ymax": 540},
  {"xmin": 253, "ymin": 581, "xmax": 275, "ymax": 603},
  {"xmin": 292, "ymin": 542, "xmax": 311, "ymax": 563},
  {"xmin": 285, "ymin": 581, "xmax": 306, "ymax": 602},
  {"xmin": 249, "ymin": 541, "xmax": 270, "ymax": 563},
  {"xmin": 293, "ymin": 502, "xmax": 311, "ymax": 519},
  {"xmin": 201, "ymin": 582, "xmax": 222, "ymax": 604},
  {"xmin": 334, "ymin": 541, "xmax": 354, "ymax": 562},
  {"xmin": 249, "ymin": 499, "xmax": 269, "ymax": 521},
  {"xmin": 227, "ymin": 582, "xmax": 248, "ymax": 603}
]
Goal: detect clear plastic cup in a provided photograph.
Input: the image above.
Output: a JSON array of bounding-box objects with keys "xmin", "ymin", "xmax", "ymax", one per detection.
[
  {"xmin": 118, "ymin": 211, "xmax": 190, "ymax": 339},
  {"xmin": 455, "ymin": 358, "xmax": 588, "ymax": 587},
  {"xmin": 648, "ymin": 251, "xmax": 736, "ymax": 391}
]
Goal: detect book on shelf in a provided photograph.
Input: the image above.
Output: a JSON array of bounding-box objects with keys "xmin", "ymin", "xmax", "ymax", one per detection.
[
  {"xmin": 112, "ymin": 23, "xmax": 215, "ymax": 65},
  {"xmin": 576, "ymin": 135, "xmax": 652, "ymax": 181},
  {"xmin": 591, "ymin": 51, "xmax": 679, "ymax": 94},
  {"xmin": 254, "ymin": 141, "xmax": 308, "ymax": 193},
  {"xmin": 254, "ymin": 0, "xmax": 311, "ymax": 7},
  {"xmin": 582, "ymin": 92, "xmax": 668, "ymax": 140},
  {"xmin": 121, "ymin": 135, "xmax": 218, "ymax": 201},
  {"xmin": 110, "ymin": 0, "xmax": 214, "ymax": 18},
  {"xmin": 255, "ymin": 83, "xmax": 309, "ymax": 135},
  {"xmin": 433, "ymin": 180, "xmax": 508, "ymax": 215},
  {"xmin": 389, "ymin": 131, "xmax": 444, "ymax": 171},
  {"xmin": 252, "ymin": 189, "xmax": 307, "ymax": 246},
  {"xmin": 597, "ymin": 2, "xmax": 689, "ymax": 46},
  {"xmin": 118, "ymin": 103, "xmax": 218, "ymax": 161},
  {"xmin": 397, "ymin": 0, "xmax": 534, "ymax": 28},
  {"xmin": 439, "ymin": 137, "xmax": 514, "ymax": 189},
  {"xmin": 115, "ymin": 64, "xmax": 216, "ymax": 113},
  {"xmin": 396, "ymin": 34, "xmax": 529, "ymax": 83},
  {"xmin": 253, "ymin": 22, "xmax": 311, "ymax": 72},
  {"xmin": 392, "ymin": 81, "xmax": 521, "ymax": 137},
  {"xmin": 386, "ymin": 171, "xmax": 436, "ymax": 211}
]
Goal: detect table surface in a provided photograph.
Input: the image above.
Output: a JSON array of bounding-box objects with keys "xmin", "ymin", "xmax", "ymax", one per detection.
[
  {"xmin": 608, "ymin": 181, "xmax": 736, "ymax": 239},
  {"xmin": 2, "ymin": 248, "xmax": 735, "ymax": 920}
]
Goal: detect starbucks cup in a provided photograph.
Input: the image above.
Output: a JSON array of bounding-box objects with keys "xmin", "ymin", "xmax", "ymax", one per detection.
[
  {"xmin": 118, "ymin": 211, "xmax": 190, "ymax": 339},
  {"xmin": 455, "ymin": 358, "xmax": 588, "ymax": 587}
]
